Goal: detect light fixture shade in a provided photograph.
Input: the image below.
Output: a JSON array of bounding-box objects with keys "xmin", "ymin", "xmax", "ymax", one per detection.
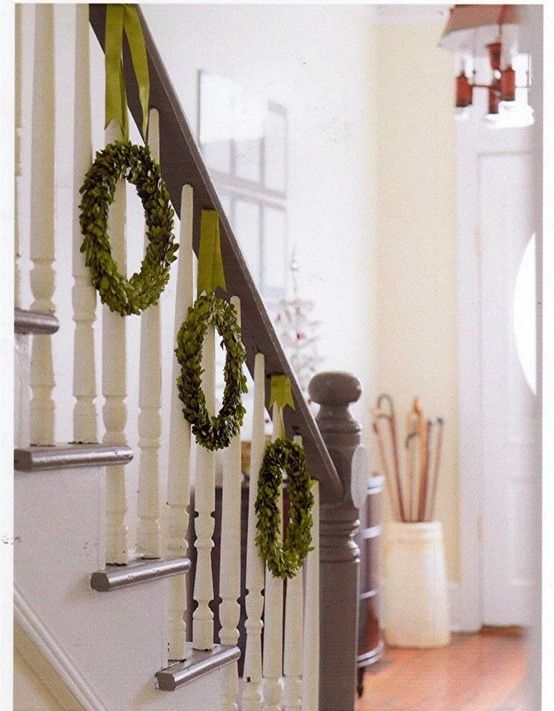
[{"xmin": 439, "ymin": 4, "xmax": 520, "ymax": 55}]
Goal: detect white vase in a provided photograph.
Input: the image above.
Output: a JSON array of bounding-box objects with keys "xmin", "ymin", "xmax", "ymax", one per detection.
[{"xmin": 383, "ymin": 520, "xmax": 451, "ymax": 648}]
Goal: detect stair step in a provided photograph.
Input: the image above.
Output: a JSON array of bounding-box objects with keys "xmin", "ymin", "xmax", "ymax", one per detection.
[
  {"xmin": 90, "ymin": 557, "xmax": 191, "ymax": 592},
  {"xmin": 156, "ymin": 645, "xmax": 241, "ymax": 691},
  {"xmin": 15, "ymin": 307, "xmax": 59, "ymax": 335},
  {"xmin": 14, "ymin": 444, "xmax": 133, "ymax": 471}
]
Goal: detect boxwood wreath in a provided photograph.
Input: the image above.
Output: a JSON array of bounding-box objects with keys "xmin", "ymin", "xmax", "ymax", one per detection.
[
  {"xmin": 175, "ymin": 293, "xmax": 247, "ymax": 451},
  {"xmin": 255, "ymin": 437, "xmax": 314, "ymax": 579},
  {"xmin": 79, "ymin": 141, "xmax": 178, "ymax": 316}
]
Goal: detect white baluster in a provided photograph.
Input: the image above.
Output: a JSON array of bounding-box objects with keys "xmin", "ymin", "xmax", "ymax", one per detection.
[
  {"xmin": 283, "ymin": 435, "xmax": 304, "ymax": 711},
  {"xmin": 136, "ymin": 109, "xmax": 162, "ymax": 559},
  {"xmin": 192, "ymin": 325, "xmax": 216, "ymax": 650},
  {"xmin": 241, "ymin": 353, "xmax": 266, "ymax": 711},
  {"xmin": 262, "ymin": 404, "xmax": 284, "ymax": 711},
  {"xmin": 72, "ymin": 4, "xmax": 97, "ymax": 445},
  {"xmin": 167, "ymin": 185, "xmax": 194, "ymax": 661},
  {"xmin": 219, "ymin": 296, "xmax": 243, "ymax": 711},
  {"xmin": 103, "ymin": 119, "xmax": 128, "ymax": 565},
  {"xmin": 302, "ymin": 480, "xmax": 320, "ymax": 711},
  {"xmin": 15, "ymin": 5, "xmax": 23, "ymax": 309},
  {"xmin": 30, "ymin": 4, "xmax": 56, "ymax": 445}
]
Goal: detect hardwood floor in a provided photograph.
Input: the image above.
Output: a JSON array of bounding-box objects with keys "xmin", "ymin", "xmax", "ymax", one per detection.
[{"xmin": 355, "ymin": 630, "xmax": 531, "ymax": 711}]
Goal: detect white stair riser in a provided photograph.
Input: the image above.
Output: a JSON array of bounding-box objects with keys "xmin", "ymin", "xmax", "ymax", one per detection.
[{"xmin": 15, "ymin": 466, "xmax": 231, "ymax": 710}]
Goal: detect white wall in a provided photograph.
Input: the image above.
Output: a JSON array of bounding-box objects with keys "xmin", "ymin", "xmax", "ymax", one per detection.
[
  {"xmin": 141, "ymin": 4, "xmax": 379, "ymax": 430},
  {"xmin": 374, "ymin": 17, "xmax": 460, "ymax": 579}
]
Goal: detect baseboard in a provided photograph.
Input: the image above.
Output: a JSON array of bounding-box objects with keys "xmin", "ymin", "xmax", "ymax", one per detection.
[{"xmin": 14, "ymin": 587, "xmax": 108, "ymax": 711}]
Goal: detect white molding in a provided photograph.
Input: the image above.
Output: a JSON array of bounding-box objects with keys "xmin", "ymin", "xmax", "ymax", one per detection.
[{"xmin": 14, "ymin": 587, "xmax": 109, "ymax": 711}]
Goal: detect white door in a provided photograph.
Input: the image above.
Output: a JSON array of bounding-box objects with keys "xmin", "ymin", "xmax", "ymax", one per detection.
[
  {"xmin": 478, "ymin": 133, "xmax": 538, "ymax": 626},
  {"xmin": 458, "ymin": 109, "xmax": 539, "ymax": 627}
]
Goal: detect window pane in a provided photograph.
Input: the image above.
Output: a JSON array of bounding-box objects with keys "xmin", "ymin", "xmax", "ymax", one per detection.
[
  {"xmin": 199, "ymin": 72, "xmax": 233, "ymax": 174},
  {"xmin": 513, "ymin": 234, "xmax": 536, "ymax": 393},
  {"xmin": 234, "ymin": 199, "xmax": 261, "ymax": 284},
  {"xmin": 234, "ymin": 92, "xmax": 265, "ymax": 182},
  {"xmin": 262, "ymin": 205, "xmax": 287, "ymax": 295},
  {"xmin": 264, "ymin": 107, "xmax": 287, "ymax": 192}
]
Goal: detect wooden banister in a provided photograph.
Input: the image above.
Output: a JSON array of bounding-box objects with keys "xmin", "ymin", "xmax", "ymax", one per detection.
[
  {"xmin": 88, "ymin": 4, "xmax": 342, "ymax": 503},
  {"xmin": 309, "ymin": 371, "xmax": 364, "ymax": 711}
]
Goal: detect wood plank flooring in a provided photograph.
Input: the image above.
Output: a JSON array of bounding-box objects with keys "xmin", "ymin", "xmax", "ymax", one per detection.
[{"xmin": 355, "ymin": 630, "xmax": 531, "ymax": 711}]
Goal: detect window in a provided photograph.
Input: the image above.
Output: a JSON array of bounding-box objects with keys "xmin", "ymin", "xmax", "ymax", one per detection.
[{"xmin": 198, "ymin": 72, "xmax": 288, "ymax": 305}]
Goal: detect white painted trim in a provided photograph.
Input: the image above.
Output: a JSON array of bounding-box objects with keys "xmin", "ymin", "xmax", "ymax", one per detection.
[{"xmin": 14, "ymin": 586, "xmax": 109, "ymax": 711}]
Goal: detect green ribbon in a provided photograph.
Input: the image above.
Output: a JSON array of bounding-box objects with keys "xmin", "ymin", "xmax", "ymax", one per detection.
[
  {"xmin": 269, "ymin": 375, "xmax": 296, "ymax": 412},
  {"xmin": 197, "ymin": 210, "xmax": 227, "ymax": 296},
  {"xmin": 269, "ymin": 374, "xmax": 295, "ymax": 439},
  {"xmin": 105, "ymin": 4, "xmax": 150, "ymax": 141}
]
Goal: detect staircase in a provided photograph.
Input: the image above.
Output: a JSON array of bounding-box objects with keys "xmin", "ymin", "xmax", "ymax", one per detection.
[{"xmin": 13, "ymin": 5, "xmax": 365, "ymax": 710}]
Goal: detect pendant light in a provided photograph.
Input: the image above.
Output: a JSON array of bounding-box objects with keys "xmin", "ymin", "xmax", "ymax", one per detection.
[{"xmin": 439, "ymin": 4, "xmax": 530, "ymax": 121}]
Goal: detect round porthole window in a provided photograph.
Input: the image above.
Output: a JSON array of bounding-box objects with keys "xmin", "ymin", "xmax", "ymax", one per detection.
[{"xmin": 513, "ymin": 234, "xmax": 536, "ymax": 394}]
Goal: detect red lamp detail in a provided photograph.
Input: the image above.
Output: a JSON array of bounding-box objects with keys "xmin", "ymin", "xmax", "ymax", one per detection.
[
  {"xmin": 486, "ymin": 40, "xmax": 502, "ymax": 72},
  {"xmin": 440, "ymin": 4, "xmax": 527, "ymax": 117},
  {"xmin": 456, "ymin": 71, "xmax": 473, "ymax": 108},
  {"xmin": 501, "ymin": 65, "xmax": 517, "ymax": 102}
]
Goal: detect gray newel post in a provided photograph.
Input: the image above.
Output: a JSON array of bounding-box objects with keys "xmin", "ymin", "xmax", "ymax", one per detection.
[{"xmin": 308, "ymin": 371, "xmax": 362, "ymax": 711}]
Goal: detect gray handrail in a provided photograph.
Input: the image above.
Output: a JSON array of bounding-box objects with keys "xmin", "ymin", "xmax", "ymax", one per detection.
[{"xmin": 88, "ymin": 4, "xmax": 342, "ymax": 502}]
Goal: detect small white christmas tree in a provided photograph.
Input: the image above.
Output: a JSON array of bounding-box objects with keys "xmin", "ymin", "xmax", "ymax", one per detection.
[{"xmin": 274, "ymin": 255, "xmax": 322, "ymax": 400}]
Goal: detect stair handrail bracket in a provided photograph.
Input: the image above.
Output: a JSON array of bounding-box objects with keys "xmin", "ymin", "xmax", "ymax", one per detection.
[{"xmin": 87, "ymin": 3, "xmax": 342, "ymax": 504}]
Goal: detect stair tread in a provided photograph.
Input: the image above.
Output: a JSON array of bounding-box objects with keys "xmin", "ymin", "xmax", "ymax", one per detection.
[
  {"xmin": 15, "ymin": 307, "xmax": 59, "ymax": 335},
  {"xmin": 156, "ymin": 645, "xmax": 241, "ymax": 691},
  {"xmin": 14, "ymin": 444, "xmax": 133, "ymax": 471},
  {"xmin": 90, "ymin": 556, "xmax": 191, "ymax": 592}
]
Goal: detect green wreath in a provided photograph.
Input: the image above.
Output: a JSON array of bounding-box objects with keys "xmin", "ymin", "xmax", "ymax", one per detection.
[
  {"xmin": 79, "ymin": 141, "xmax": 178, "ymax": 316},
  {"xmin": 175, "ymin": 292, "xmax": 247, "ymax": 450},
  {"xmin": 255, "ymin": 437, "xmax": 314, "ymax": 579}
]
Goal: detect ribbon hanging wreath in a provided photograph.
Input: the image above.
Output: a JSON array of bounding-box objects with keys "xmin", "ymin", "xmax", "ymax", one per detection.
[
  {"xmin": 255, "ymin": 375, "xmax": 314, "ymax": 579},
  {"xmin": 79, "ymin": 5, "xmax": 177, "ymax": 316},
  {"xmin": 105, "ymin": 4, "xmax": 150, "ymax": 141},
  {"xmin": 175, "ymin": 210, "xmax": 247, "ymax": 451}
]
